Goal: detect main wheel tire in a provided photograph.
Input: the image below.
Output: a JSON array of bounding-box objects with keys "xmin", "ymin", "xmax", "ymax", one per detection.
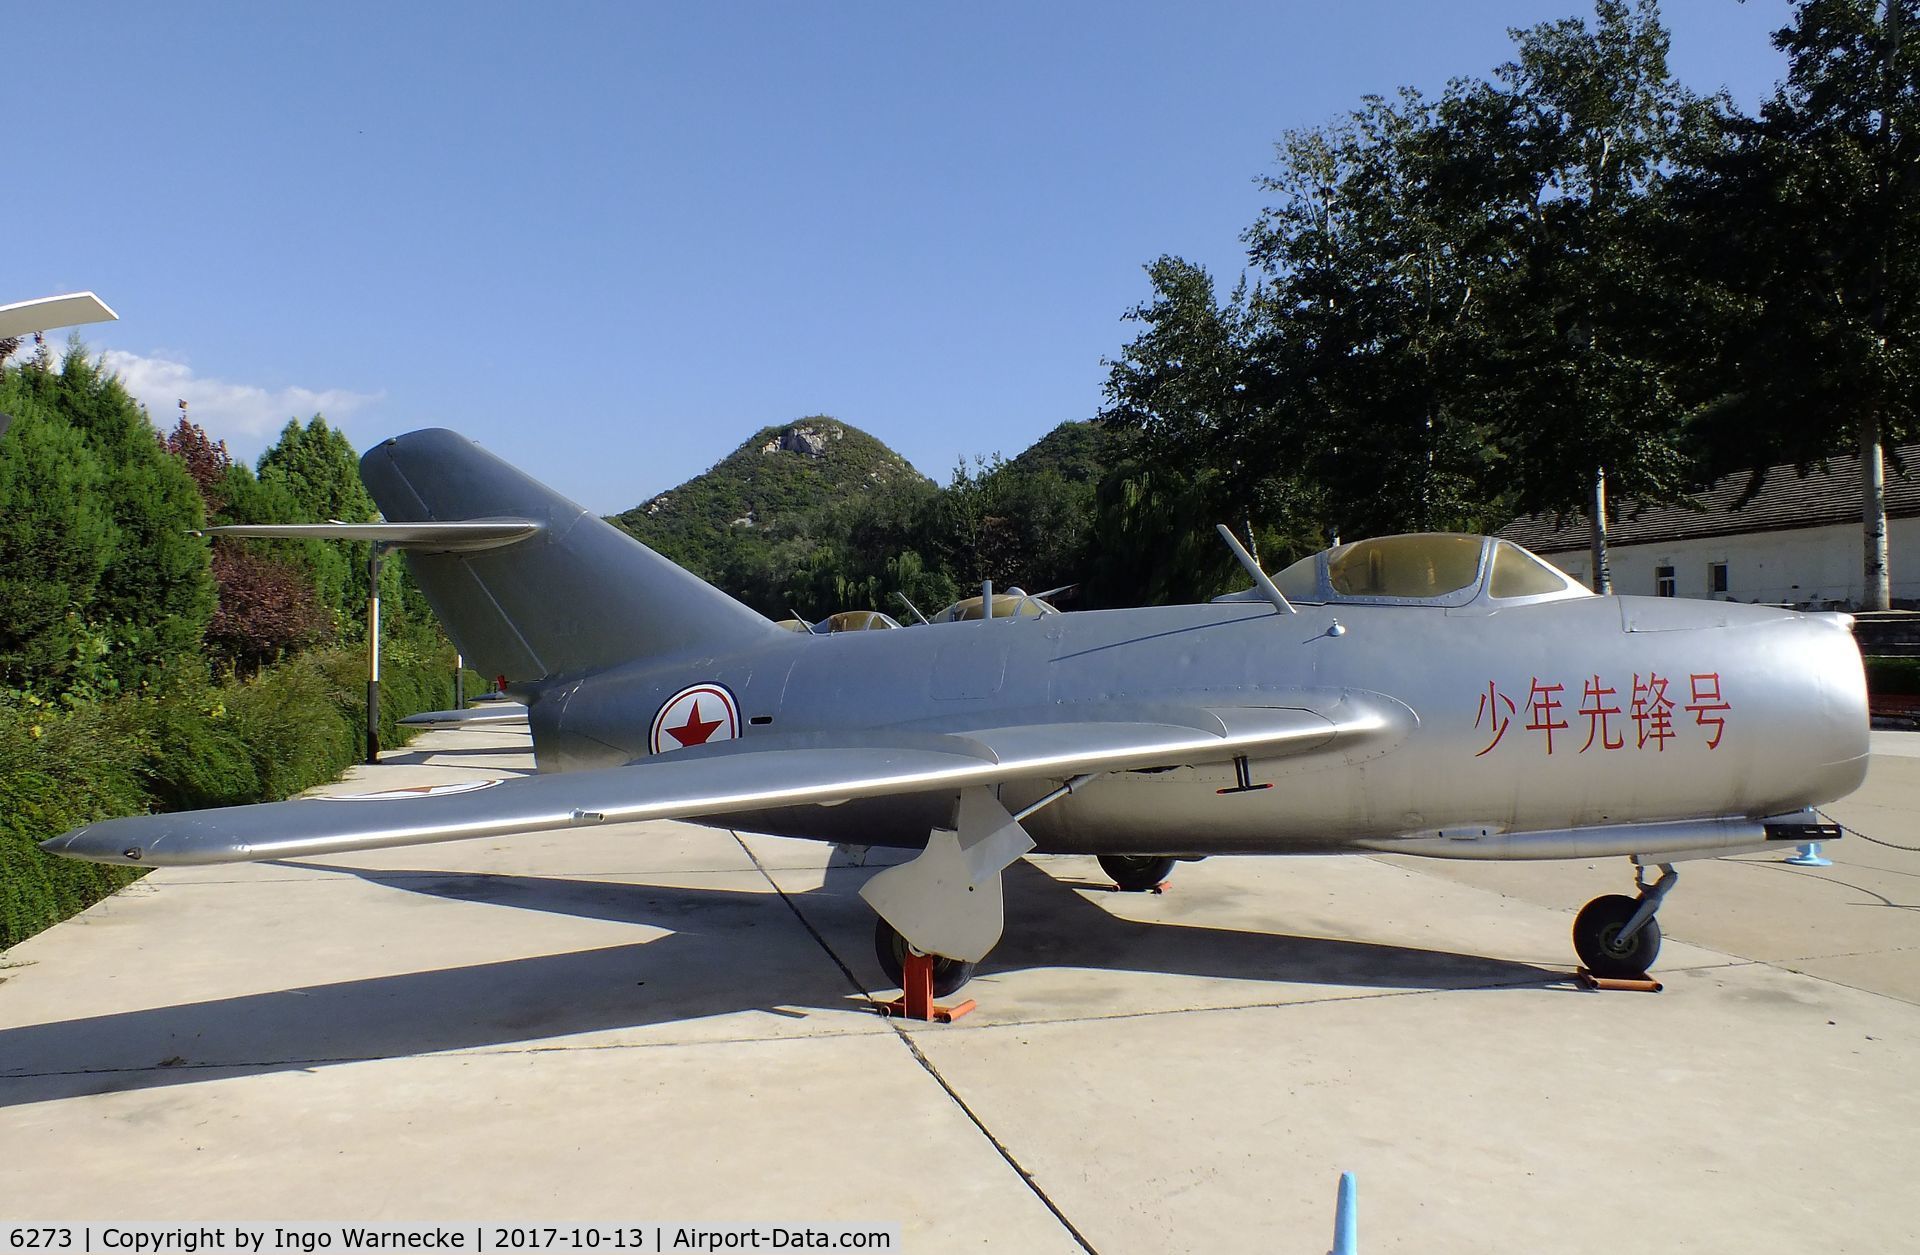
[
  {"xmin": 1573, "ymin": 893, "xmax": 1663, "ymax": 978},
  {"xmin": 1098, "ymin": 854, "xmax": 1177, "ymax": 892},
  {"xmin": 872, "ymin": 917, "xmax": 978, "ymax": 997}
]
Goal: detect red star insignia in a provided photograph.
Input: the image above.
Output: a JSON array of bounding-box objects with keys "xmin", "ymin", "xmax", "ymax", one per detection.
[{"xmin": 666, "ymin": 699, "xmax": 724, "ymax": 747}]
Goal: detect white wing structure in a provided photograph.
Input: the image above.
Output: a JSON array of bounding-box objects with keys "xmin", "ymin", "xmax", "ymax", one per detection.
[
  {"xmin": 0, "ymin": 292, "xmax": 118, "ymax": 339},
  {"xmin": 43, "ymin": 701, "xmax": 1404, "ymax": 867}
]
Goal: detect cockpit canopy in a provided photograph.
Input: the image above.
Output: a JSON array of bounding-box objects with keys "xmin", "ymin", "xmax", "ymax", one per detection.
[
  {"xmin": 816, "ymin": 609, "xmax": 900, "ymax": 633},
  {"xmin": 1221, "ymin": 533, "xmax": 1586, "ymax": 608},
  {"xmin": 933, "ymin": 592, "xmax": 1059, "ymax": 623}
]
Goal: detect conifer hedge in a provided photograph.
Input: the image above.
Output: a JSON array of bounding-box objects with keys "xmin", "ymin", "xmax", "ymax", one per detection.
[{"xmin": 0, "ymin": 648, "xmax": 456, "ymax": 950}]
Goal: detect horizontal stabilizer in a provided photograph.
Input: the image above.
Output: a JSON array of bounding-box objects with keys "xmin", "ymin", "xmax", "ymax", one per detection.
[
  {"xmin": 42, "ymin": 700, "xmax": 1404, "ymax": 867},
  {"xmin": 197, "ymin": 520, "xmax": 541, "ymax": 553},
  {"xmin": 399, "ymin": 703, "xmax": 529, "ymax": 728}
]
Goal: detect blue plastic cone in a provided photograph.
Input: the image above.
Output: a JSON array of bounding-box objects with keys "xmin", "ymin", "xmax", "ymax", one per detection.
[{"xmin": 1330, "ymin": 1171, "xmax": 1357, "ymax": 1255}]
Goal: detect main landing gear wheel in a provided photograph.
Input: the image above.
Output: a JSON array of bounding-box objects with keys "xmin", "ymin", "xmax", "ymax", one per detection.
[
  {"xmin": 1573, "ymin": 893, "xmax": 1663, "ymax": 979},
  {"xmin": 1098, "ymin": 854, "xmax": 1177, "ymax": 892},
  {"xmin": 873, "ymin": 917, "xmax": 977, "ymax": 998}
]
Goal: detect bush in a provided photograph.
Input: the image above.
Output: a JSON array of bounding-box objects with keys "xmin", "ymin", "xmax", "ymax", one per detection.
[
  {"xmin": 127, "ymin": 675, "xmax": 264, "ymax": 811},
  {"xmin": 0, "ymin": 644, "xmax": 460, "ymax": 950},
  {"xmin": 308, "ymin": 646, "xmax": 456, "ymax": 761},
  {"xmin": 223, "ymin": 654, "xmax": 359, "ymax": 800},
  {"xmin": 0, "ymin": 698, "xmax": 148, "ymax": 947}
]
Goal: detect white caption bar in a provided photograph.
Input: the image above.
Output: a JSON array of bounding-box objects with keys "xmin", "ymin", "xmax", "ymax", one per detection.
[{"xmin": 2, "ymin": 1227, "xmax": 900, "ymax": 1254}]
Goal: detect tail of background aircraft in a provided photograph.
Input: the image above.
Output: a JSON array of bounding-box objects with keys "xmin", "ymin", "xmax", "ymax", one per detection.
[{"xmin": 360, "ymin": 428, "xmax": 780, "ymax": 684}]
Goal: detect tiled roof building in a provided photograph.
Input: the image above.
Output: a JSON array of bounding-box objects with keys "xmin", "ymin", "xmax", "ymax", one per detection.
[{"xmin": 1497, "ymin": 447, "xmax": 1920, "ymax": 608}]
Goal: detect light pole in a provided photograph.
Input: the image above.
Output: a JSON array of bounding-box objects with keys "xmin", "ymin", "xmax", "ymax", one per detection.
[{"xmin": 366, "ymin": 544, "xmax": 388, "ymax": 763}]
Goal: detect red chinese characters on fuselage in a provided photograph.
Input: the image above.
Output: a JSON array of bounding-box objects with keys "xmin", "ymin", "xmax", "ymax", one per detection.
[{"xmin": 1474, "ymin": 671, "xmax": 1729, "ymax": 756}]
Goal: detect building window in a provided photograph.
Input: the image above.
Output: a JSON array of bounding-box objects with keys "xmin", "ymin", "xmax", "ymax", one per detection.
[
  {"xmin": 1656, "ymin": 565, "xmax": 1676, "ymax": 598},
  {"xmin": 1709, "ymin": 562, "xmax": 1729, "ymax": 596}
]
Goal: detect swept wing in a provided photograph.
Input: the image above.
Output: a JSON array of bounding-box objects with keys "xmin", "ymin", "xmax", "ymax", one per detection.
[
  {"xmin": 42, "ymin": 699, "xmax": 1404, "ymax": 867},
  {"xmin": 399, "ymin": 703, "xmax": 530, "ymax": 728}
]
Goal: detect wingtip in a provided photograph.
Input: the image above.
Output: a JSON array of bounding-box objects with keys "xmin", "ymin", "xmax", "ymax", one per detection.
[
  {"xmin": 39, "ymin": 825, "xmax": 142, "ymax": 865},
  {"xmin": 38, "ymin": 830, "xmax": 84, "ymax": 859}
]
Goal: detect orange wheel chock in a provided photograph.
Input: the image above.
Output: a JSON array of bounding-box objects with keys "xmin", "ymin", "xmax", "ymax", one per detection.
[
  {"xmin": 877, "ymin": 949, "xmax": 976, "ymax": 1023},
  {"xmin": 1575, "ymin": 967, "xmax": 1663, "ymax": 993}
]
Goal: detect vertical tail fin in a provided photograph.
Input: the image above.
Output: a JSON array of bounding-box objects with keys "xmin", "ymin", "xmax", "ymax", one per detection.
[{"xmin": 360, "ymin": 428, "xmax": 779, "ymax": 683}]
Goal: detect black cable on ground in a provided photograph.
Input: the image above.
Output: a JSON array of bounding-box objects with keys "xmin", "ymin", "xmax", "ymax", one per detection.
[
  {"xmin": 1816, "ymin": 809, "xmax": 1920, "ymax": 853},
  {"xmin": 728, "ymin": 831, "xmax": 1102, "ymax": 1255}
]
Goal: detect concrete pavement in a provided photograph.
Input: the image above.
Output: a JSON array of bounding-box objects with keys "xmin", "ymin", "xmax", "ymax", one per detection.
[{"xmin": 2, "ymin": 724, "xmax": 1915, "ymax": 1252}]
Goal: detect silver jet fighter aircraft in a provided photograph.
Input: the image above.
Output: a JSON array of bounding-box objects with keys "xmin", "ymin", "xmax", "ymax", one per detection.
[{"xmin": 44, "ymin": 429, "xmax": 1870, "ymax": 990}]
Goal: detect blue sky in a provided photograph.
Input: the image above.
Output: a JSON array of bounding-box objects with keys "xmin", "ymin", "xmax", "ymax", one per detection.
[{"xmin": 13, "ymin": 1, "xmax": 1792, "ymax": 513}]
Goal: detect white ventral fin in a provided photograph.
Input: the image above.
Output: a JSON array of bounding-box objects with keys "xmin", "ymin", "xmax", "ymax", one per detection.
[{"xmin": 858, "ymin": 787, "xmax": 1035, "ymax": 963}]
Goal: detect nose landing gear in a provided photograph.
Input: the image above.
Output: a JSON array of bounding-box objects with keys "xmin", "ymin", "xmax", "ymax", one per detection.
[{"xmin": 1573, "ymin": 862, "xmax": 1676, "ymax": 979}]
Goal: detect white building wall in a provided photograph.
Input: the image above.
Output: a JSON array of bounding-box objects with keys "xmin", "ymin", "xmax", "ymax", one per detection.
[{"xmin": 1544, "ymin": 517, "xmax": 1920, "ymax": 607}]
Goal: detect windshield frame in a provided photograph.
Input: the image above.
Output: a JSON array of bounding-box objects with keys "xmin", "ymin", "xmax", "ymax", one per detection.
[{"xmin": 1247, "ymin": 534, "xmax": 1586, "ymax": 609}]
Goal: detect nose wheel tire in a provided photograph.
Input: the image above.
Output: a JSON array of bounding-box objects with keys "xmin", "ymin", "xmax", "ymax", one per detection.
[
  {"xmin": 1098, "ymin": 854, "xmax": 1177, "ymax": 892},
  {"xmin": 873, "ymin": 917, "xmax": 978, "ymax": 997},
  {"xmin": 1573, "ymin": 893, "xmax": 1663, "ymax": 979}
]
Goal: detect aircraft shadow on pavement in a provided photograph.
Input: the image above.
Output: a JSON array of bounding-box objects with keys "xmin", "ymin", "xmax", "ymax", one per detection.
[
  {"xmin": 0, "ymin": 858, "xmax": 1557, "ymax": 1108},
  {"xmin": 365, "ymin": 745, "xmax": 537, "ymax": 772},
  {"xmin": 989, "ymin": 860, "xmax": 1561, "ymax": 994}
]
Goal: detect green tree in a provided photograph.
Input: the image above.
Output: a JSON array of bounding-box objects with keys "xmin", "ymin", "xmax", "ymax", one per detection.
[
  {"xmin": 1105, "ymin": 95, "xmax": 1504, "ymax": 568},
  {"xmin": 1446, "ymin": 0, "xmax": 1705, "ymax": 590},
  {"xmin": 217, "ymin": 454, "xmax": 356, "ymax": 641},
  {"xmin": 1100, "ymin": 257, "xmax": 1293, "ymax": 547},
  {"xmin": 258, "ymin": 416, "xmax": 378, "ymax": 633},
  {"xmin": 1673, "ymin": 0, "xmax": 1920, "ymax": 609},
  {"xmin": 1103, "ymin": 1, "xmax": 1702, "ymax": 590},
  {"xmin": 0, "ymin": 407, "xmax": 117, "ymax": 691},
  {"xmin": 4, "ymin": 346, "xmax": 213, "ymax": 688},
  {"xmin": 1084, "ymin": 461, "xmax": 1242, "ymax": 606},
  {"xmin": 165, "ymin": 419, "xmax": 330, "ymax": 671},
  {"xmin": 258, "ymin": 416, "xmax": 379, "ymax": 522},
  {"xmin": 1246, "ymin": 92, "xmax": 1508, "ymax": 541}
]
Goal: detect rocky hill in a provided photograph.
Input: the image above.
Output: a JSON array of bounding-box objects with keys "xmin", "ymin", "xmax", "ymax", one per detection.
[{"xmin": 613, "ymin": 417, "xmax": 933, "ymax": 585}]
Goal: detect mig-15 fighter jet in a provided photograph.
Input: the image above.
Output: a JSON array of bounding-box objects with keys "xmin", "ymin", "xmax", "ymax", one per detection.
[{"xmin": 43, "ymin": 429, "xmax": 1869, "ymax": 992}]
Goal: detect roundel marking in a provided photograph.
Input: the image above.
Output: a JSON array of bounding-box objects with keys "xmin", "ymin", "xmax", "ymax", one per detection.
[{"xmin": 650, "ymin": 683, "xmax": 742, "ymax": 755}]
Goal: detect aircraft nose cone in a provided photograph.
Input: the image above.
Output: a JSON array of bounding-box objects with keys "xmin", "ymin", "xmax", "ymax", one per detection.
[{"xmin": 1793, "ymin": 613, "xmax": 1871, "ymax": 798}]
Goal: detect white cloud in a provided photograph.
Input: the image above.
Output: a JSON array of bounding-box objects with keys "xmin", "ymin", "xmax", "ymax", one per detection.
[{"xmin": 96, "ymin": 347, "xmax": 384, "ymax": 459}]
